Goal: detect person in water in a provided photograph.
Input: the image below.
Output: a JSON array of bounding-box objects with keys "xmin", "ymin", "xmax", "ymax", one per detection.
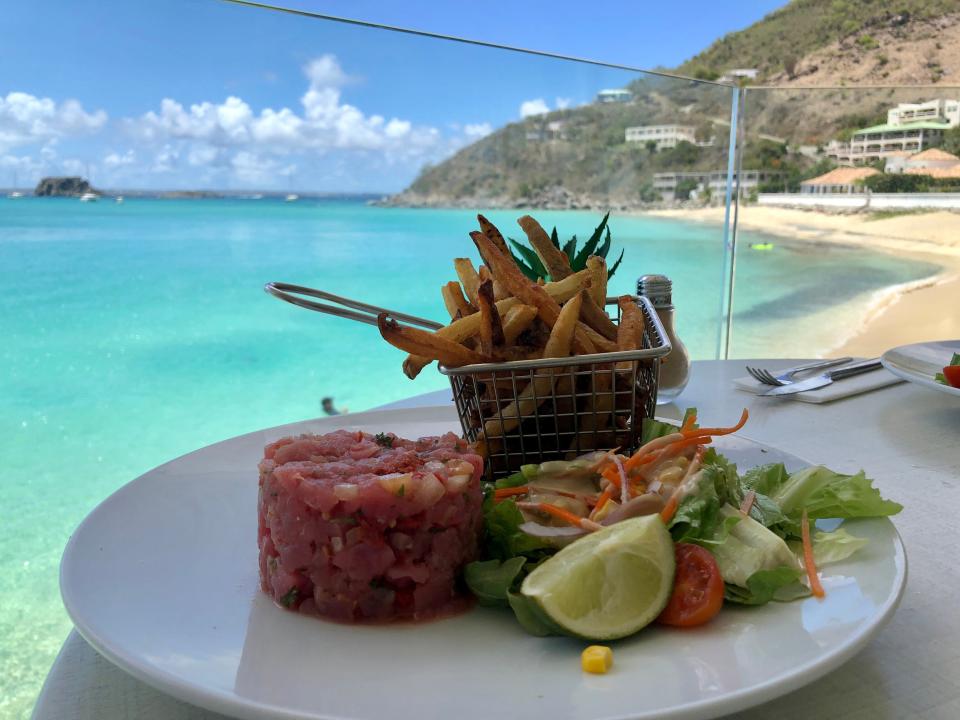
[{"xmin": 321, "ymin": 397, "xmax": 345, "ymax": 416}]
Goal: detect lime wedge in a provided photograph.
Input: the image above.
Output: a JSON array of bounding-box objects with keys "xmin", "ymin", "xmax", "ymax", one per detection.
[{"xmin": 520, "ymin": 515, "xmax": 675, "ymax": 640}]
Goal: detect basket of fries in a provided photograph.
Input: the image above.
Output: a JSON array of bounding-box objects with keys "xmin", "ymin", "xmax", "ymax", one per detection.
[
  {"xmin": 266, "ymin": 213, "xmax": 672, "ymax": 480},
  {"xmin": 440, "ymin": 294, "xmax": 669, "ymax": 479}
]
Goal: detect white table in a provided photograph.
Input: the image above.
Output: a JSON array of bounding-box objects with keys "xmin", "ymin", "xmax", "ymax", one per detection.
[{"xmin": 33, "ymin": 360, "xmax": 960, "ymax": 720}]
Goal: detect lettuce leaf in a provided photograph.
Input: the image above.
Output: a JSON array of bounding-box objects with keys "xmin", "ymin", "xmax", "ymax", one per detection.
[
  {"xmin": 787, "ymin": 527, "xmax": 869, "ymax": 568},
  {"xmin": 481, "ymin": 496, "xmax": 552, "ymax": 560},
  {"xmin": 463, "ymin": 557, "xmax": 526, "ymax": 606},
  {"xmin": 771, "ymin": 466, "xmax": 903, "ymax": 520},
  {"xmin": 708, "ymin": 506, "xmax": 798, "ymax": 587},
  {"xmin": 724, "ymin": 566, "xmax": 808, "ymax": 605}
]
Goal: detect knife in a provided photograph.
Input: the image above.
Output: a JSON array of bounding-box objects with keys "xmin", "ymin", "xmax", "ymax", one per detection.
[{"xmin": 761, "ymin": 358, "xmax": 883, "ymax": 397}]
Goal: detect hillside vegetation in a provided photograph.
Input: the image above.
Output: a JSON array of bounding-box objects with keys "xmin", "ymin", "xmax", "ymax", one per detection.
[
  {"xmin": 389, "ymin": 0, "xmax": 960, "ymax": 209},
  {"xmin": 680, "ymin": 0, "xmax": 959, "ymax": 82}
]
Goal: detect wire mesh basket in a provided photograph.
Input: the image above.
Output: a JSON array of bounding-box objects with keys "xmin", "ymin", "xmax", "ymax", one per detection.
[{"xmin": 440, "ymin": 296, "xmax": 671, "ymax": 480}]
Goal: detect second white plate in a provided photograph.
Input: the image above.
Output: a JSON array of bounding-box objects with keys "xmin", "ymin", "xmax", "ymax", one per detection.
[
  {"xmin": 881, "ymin": 339, "xmax": 960, "ymax": 398},
  {"xmin": 60, "ymin": 405, "xmax": 907, "ymax": 720}
]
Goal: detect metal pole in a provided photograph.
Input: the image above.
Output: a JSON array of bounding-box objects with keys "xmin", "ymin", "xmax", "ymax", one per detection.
[
  {"xmin": 723, "ymin": 86, "xmax": 747, "ymax": 360},
  {"xmin": 715, "ymin": 86, "xmax": 740, "ymax": 359}
]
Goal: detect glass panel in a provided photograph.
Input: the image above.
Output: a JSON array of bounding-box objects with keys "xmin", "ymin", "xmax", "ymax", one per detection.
[
  {"xmin": 1, "ymin": 2, "xmax": 737, "ymax": 715},
  {"xmin": 727, "ymin": 85, "xmax": 960, "ymax": 359}
]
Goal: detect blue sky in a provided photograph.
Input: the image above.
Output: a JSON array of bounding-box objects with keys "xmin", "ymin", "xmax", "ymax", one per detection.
[{"xmin": 1, "ymin": 0, "xmax": 784, "ymax": 192}]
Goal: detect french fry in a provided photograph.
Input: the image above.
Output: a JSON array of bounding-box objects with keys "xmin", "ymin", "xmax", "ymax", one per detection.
[
  {"xmin": 501, "ymin": 304, "xmax": 537, "ymax": 345},
  {"xmin": 441, "ymin": 281, "xmax": 476, "ymax": 320},
  {"xmin": 402, "ymin": 297, "xmax": 521, "ymax": 378},
  {"xmin": 585, "ymin": 255, "xmax": 608, "ymax": 308},
  {"xmin": 616, "ymin": 296, "xmax": 644, "ymax": 352},
  {"xmin": 378, "ymin": 314, "xmax": 489, "ymax": 371},
  {"xmin": 579, "ymin": 290, "xmax": 619, "ymax": 341},
  {"xmin": 518, "ymin": 215, "xmax": 571, "ymax": 280},
  {"xmin": 483, "ymin": 292, "xmax": 582, "ymax": 438},
  {"xmin": 477, "ymin": 214, "xmax": 510, "ymax": 257},
  {"xmin": 454, "ymin": 258, "xmax": 481, "ymax": 306},
  {"xmin": 471, "ymin": 230, "xmax": 596, "ymax": 355},
  {"xmin": 477, "ymin": 279, "xmax": 504, "ymax": 355},
  {"xmin": 543, "ymin": 269, "xmax": 592, "ymax": 303}
]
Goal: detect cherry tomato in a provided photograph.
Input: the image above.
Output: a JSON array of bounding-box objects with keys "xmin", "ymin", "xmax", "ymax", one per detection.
[
  {"xmin": 657, "ymin": 543, "xmax": 724, "ymax": 627},
  {"xmin": 943, "ymin": 365, "xmax": 960, "ymax": 388}
]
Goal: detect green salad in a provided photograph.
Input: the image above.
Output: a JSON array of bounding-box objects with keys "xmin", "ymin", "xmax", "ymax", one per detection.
[{"xmin": 464, "ymin": 410, "xmax": 902, "ymax": 640}]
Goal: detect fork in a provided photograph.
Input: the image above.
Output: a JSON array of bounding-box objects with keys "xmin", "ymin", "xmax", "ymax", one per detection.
[{"xmin": 746, "ymin": 357, "xmax": 854, "ymax": 386}]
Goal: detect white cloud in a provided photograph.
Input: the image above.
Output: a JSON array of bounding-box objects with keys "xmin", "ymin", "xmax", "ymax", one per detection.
[
  {"xmin": 519, "ymin": 98, "xmax": 550, "ymax": 119},
  {"xmin": 555, "ymin": 97, "xmax": 571, "ymax": 110},
  {"xmin": 0, "ymin": 92, "xmax": 106, "ymax": 151},
  {"xmin": 464, "ymin": 122, "xmax": 492, "ymax": 139},
  {"xmin": 104, "ymin": 149, "xmax": 135, "ymax": 168}
]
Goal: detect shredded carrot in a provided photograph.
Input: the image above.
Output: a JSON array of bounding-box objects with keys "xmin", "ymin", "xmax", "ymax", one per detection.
[
  {"xmin": 682, "ymin": 408, "xmax": 748, "ymax": 438},
  {"xmin": 739, "ymin": 490, "xmax": 756, "ymax": 516},
  {"xmin": 801, "ymin": 509, "xmax": 825, "ymax": 599},
  {"xmin": 659, "ymin": 489, "xmax": 682, "ymax": 524},
  {"xmin": 681, "ymin": 411, "xmax": 697, "ymax": 432},
  {"xmin": 493, "ymin": 486, "xmax": 528, "ymax": 500},
  {"xmin": 589, "ymin": 485, "xmax": 615, "ymax": 521},
  {"xmin": 536, "ymin": 502, "xmax": 601, "ymax": 531},
  {"xmin": 659, "ymin": 448, "xmax": 704, "ymax": 525}
]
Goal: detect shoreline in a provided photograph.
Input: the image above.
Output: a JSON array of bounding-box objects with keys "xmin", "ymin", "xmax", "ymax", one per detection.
[{"xmin": 642, "ymin": 206, "xmax": 960, "ymax": 358}]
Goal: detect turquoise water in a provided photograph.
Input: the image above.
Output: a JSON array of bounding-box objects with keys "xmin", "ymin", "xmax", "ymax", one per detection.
[{"xmin": 0, "ymin": 197, "xmax": 940, "ymax": 718}]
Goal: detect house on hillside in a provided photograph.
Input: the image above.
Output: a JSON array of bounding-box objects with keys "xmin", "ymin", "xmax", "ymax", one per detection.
[
  {"xmin": 625, "ymin": 125, "xmax": 697, "ymax": 149},
  {"xmin": 886, "ymin": 148, "xmax": 960, "ymax": 173},
  {"xmin": 826, "ymin": 98, "xmax": 960, "ymax": 166},
  {"xmin": 654, "ymin": 169, "xmax": 784, "ymax": 201},
  {"xmin": 595, "ymin": 89, "xmax": 632, "ymax": 104},
  {"xmin": 800, "ymin": 167, "xmax": 879, "ymax": 194},
  {"xmin": 718, "ymin": 68, "xmax": 758, "ymax": 83},
  {"xmin": 905, "ymin": 165, "xmax": 960, "ymax": 180}
]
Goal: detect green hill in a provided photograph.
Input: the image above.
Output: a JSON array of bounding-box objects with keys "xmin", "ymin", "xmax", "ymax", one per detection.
[{"xmin": 387, "ymin": 0, "xmax": 960, "ymax": 209}]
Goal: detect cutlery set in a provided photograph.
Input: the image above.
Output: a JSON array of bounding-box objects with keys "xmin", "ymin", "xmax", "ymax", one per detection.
[{"xmin": 746, "ymin": 358, "xmax": 883, "ymax": 397}]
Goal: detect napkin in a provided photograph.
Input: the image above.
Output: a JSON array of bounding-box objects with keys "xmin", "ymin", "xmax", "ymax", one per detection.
[{"xmin": 733, "ymin": 367, "xmax": 904, "ymax": 404}]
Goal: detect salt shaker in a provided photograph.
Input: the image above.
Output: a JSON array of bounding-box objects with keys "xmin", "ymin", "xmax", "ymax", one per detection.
[{"xmin": 638, "ymin": 274, "xmax": 690, "ymax": 404}]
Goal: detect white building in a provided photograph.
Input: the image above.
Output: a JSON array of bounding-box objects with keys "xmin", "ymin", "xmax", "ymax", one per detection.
[
  {"xmin": 827, "ymin": 98, "xmax": 960, "ymax": 166},
  {"xmin": 888, "ymin": 99, "xmax": 960, "ymax": 127},
  {"xmin": 886, "ymin": 148, "xmax": 960, "ymax": 173},
  {"xmin": 800, "ymin": 167, "xmax": 879, "ymax": 194},
  {"xmin": 718, "ymin": 68, "xmax": 759, "ymax": 83},
  {"xmin": 653, "ymin": 170, "xmax": 784, "ymax": 201},
  {"xmin": 596, "ymin": 89, "xmax": 632, "ymax": 104},
  {"xmin": 625, "ymin": 124, "xmax": 697, "ymax": 149}
]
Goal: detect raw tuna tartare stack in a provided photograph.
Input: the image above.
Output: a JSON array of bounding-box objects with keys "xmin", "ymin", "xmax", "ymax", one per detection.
[{"xmin": 258, "ymin": 429, "xmax": 484, "ymax": 622}]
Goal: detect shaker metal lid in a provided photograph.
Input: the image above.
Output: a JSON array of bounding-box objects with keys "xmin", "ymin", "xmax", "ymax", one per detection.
[{"xmin": 637, "ymin": 274, "xmax": 672, "ymax": 306}]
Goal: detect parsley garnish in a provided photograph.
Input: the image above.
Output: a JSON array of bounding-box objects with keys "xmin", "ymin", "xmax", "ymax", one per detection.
[
  {"xmin": 397, "ymin": 484, "xmax": 406, "ymax": 497},
  {"xmin": 279, "ymin": 587, "xmax": 300, "ymax": 608},
  {"xmin": 375, "ymin": 432, "xmax": 393, "ymax": 447}
]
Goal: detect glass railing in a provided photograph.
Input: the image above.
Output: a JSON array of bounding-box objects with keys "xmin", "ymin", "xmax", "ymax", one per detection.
[
  {"xmin": 727, "ymin": 84, "xmax": 960, "ymax": 359},
  {"xmin": 0, "ymin": 3, "xmax": 739, "ymax": 717}
]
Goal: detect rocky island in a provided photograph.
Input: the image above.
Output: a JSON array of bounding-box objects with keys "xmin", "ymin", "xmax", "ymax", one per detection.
[{"xmin": 34, "ymin": 177, "xmax": 100, "ymax": 198}]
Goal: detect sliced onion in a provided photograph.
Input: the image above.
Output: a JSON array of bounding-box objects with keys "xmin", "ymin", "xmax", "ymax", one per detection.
[
  {"xmin": 445, "ymin": 473, "xmax": 472, "ymax": 493},
  {"xmin": 518, "ymin": 520, "xmax": 587, "ymax": 547},
  {"xmin": 601, "ymin": 493, "xmax": 665, "ymax": 525},
  {"xmin": 415, "ymin": 472, "xmax": 446, "ymax": 506}
]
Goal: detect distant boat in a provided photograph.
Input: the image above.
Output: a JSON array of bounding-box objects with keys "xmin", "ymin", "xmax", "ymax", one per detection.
[
  {"xmin": 251, "ymin": 194, "xmax": 264, "ymax": 200},
  {"xmin": 115, "ymin": 196, "xmax": 124, "ymax": 204},
  {"xmin": 7, "ymin": 191, "xmax": 23, "ymax": 199},
  {"xmin": 285, "ymin": 194, "xmax": 299, "ymax": 202},
  {"xmin": 749, "ymin": 242, "xmax": 774, "ymax": 251},
  {"xmin": 80, "ymin": 192, "xmax": 99, "ymax": 202}
]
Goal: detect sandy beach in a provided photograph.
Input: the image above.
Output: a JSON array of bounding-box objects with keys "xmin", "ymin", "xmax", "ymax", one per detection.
[{"xmin": 646, "ymin": 206, "xmax": 960, "ymax": 358}]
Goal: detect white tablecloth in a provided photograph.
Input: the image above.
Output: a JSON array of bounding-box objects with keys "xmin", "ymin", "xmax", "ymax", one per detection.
[{"xmin": 32, "ymin": 360, "xmax": 960, "ymax": 720}]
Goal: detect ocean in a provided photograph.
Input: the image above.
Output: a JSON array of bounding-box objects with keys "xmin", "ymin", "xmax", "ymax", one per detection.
[{"xmin": 0, "ymin": 196, "xmax": 940, "ymax": 718}]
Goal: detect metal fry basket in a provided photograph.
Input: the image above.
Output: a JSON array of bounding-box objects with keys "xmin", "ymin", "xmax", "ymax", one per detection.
[
  {"xmin": 263, "ymin": 283, "xmax": 671, "ymax": 481},
  {"xmin": 440, "ymin": 296, "xmax": 671, "ymax": 480}
]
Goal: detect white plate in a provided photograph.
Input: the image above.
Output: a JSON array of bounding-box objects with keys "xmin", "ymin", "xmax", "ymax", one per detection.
[
  {"xmin": 881, "ymin": 340, "xmax": 960, "ymax": 398},
  {"xmin": 61, "ymin": 406, "xmax": 906, "ymax": 720}
]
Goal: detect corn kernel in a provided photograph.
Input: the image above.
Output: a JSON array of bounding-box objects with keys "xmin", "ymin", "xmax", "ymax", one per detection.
[{"xmin": 581, "ymin": 645, "xmax": 613, "ymax": 674}]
